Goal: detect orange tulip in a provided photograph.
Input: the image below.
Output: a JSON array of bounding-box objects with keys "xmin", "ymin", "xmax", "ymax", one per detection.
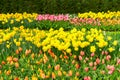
[
  {"xmin": 24, "ymin": 76, "xmax": 29, "ymax": 80},
  {"xmin": 6, "ymin": 70, "xmax": 11, "ymax": 75},
  {"xmin": 76, "ymin": 72, "xmax": 80, "ymax": 76},
  {"xmin": 16, "ymin": 49, "xmax": 19, "ymax": 54},
  {"xmin": 52, "ymin": 72, "xmax": 56, "ymax": 79},
  {"xmin": 1, "ymin": 61, "xmax": 6, "ymax": 65},
  {"xmin": 68, "ymin": 70, "xmax": 72, "ymax": 76},
  {"xmin": 75, "ymin": 64, "xmax": 80, "ymax": 69},
  {"xmin": 15, "ymin": 62, "xmax": 19, "ymax": 68},
  {"xmin": 13, "ymin": 58, "xmax": 18, "ymax": 62},
  {"xmin": 14, "ymin": 77, "xmax": 19, "ymax": 80},
  {"xmin": 18, "ymin": 47, "xmax": 22, "ymax": 52},
  {"xmin": 58, "ymin": 71, "xmax": 62, "ymax": 76},
  {"xmin": 7, "ymin": 56, "xmax": 13, "ymax": 62},
  {"xmin": 54, "ymin": 64, "xmax": 60, "ymax": 70},
  {"xmin": 0, "ymin": 70, "xmax": 2, "ymax": 74}
]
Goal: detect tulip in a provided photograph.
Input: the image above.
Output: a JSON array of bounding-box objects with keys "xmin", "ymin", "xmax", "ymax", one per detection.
[
  {"xmin": 16, "ymin": 49, "xmax": 19, "ymax": 54},
  {"xmin": 74, "ymin": 55, "xmax": 77, "ymax": 59},
  {"xmin": 102, "ymin": 59, "xmax": 105, "ymax": 64},
  {"xmin": 6, "ymin": 70, "xmax": 11, "ymax": 75},
  {"xmin": 93, "ymin": 66, "xmax": 97, "ymax": 71},
  {"xmin": 79, "ymin": 55, "xmax": 83, "ymax": 61},
  {"xmin": 96, "ymin": 58, "xmax": 100, "ymax": 65},
  {"xmin": 1, "ymin": 61, "xmax": 6, "ymax": 65},
  {"xmin": 15, "ymin": 62, "xmax": 19, "ymax": 68},
  {"xmin": 14, "ymin": 77, "xmax": 19, "ymax": 80},
  {"xmin": 84, "ymin": 67, "xmax": 89, "ymax": 72},
  {"xmin": 101, "ymin": 51, "xmax": 105, "ymax": 55},
  {"xmin": 7, "ymin": 56, "xmax": 13, "ymax": 62},
  {"xmin": 54, "ymin": 64, "xmax": 60, "ymax": 70},
  {"xmin": 89, "ymin": 62, "xmax": 93, "ymax": 67},
  {"xmin": 84, "ymin": 76, "xmax": 91, "ymax": 80},
  {"xmin": 52, "ymin": 72, "xmax": 56, "ymax": 79},
  {"xmin": 18, "ymin": 47, "xmax": 22, "ymax": 52},
  {"xmin": 24, "ymin": 76, "xmax": 28, "ymax": 80},
  {"xmin": 117, "ymin": 59, "xmax": 120, "ymax": 64},
  {"xmin": 91, "ymin": 52, "xmax": 95, "ymax": 57},
  {"xmin": 108, "ymin": 70, "xmax": 113, "ymax": 74},
  {"xmin": 75, "ymin": 64, "xmax": 80, "ymax": 69},
  {"xmin": 106, "ymin": 55, "xmax": 111, "ymax": 61},
  {"xmin": 68, "ymin": 70, "xmax": 73, "ymax": 76},
  {"xmin": 105, "ymin": 51, "xmax": 108, "ymax": 55},
  {"xmin": 76, "ymin": 72, "xmax": 80, "ymax": 76},
  {"xmin": 58, "ymin": 71, "xmax": 62, "ymax": 76},
  {"xmin": 13, "ymin": 58, "xmax": 18, "ymax": 62},
  {"xmin": 80, "ymin": 51, "xmax": 85, "ymax": 56}
]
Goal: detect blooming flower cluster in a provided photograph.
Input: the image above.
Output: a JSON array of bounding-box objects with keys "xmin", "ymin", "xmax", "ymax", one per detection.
[
  {"xmin": 78, "ymin": 11, "xmax": 120, "ymax": 19},
  {"xmin": 0, "ymin": 12, "xmax": 120, "ymax": 79},
  {"xmin": 0, "ymin": 12, "xmax": 38, "ymax": 25},
  {"xmin": 36, "ymin": 14, "xmax": 69, "ymax": 21},
  {"xmin": 70, "ymin": 17, "xmax": 101, "ymax": 26},
  {"xmin": 0, "ymin": 26, "xmax": 117, "ymax": 54}
]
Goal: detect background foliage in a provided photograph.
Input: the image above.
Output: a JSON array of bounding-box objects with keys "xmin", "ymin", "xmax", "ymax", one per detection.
[{"xmin": 0, "ymin": 0, "xmax": 120, "ymax": 14}]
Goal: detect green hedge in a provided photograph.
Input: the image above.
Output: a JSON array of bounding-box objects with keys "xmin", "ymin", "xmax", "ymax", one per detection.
[{"xmin": 0, "ymin": 0, "xmax": 120, "ymax": 14}]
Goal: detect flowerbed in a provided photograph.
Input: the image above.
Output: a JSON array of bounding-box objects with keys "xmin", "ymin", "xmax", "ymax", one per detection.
[
  {"xmin": 0, "ymin": 11, "xmax": 120, "ymax": 31},
  {"xmin": 0, "ymin": 26, "xmax": 120, "ymax": 79},
  {"xmin": 0, "ymin": 11, "xmax": 120, "ymax": 80}
]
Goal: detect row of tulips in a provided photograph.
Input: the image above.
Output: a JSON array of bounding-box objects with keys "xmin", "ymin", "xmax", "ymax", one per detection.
[
  {"xmin": 0, "ymin": 12, "xmax": 120, "ymax": 29},
  {"xmin": 36, "ymin": 14, "xmax": 69, "ymax": 21},
  {"xmin": 0, "ymin": 26, "xmax": 120, "ymax": 79},
  {"xmin": 78, "ymin": 11, "xmax": 120, "ymax": 19},
  {"xmin": 0, "ymin": 26, "xmax": 119, "ymax": 53}
]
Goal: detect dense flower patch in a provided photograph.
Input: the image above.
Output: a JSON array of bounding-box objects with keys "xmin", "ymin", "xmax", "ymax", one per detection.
[
  {"xmin": 0, "ymin": 27, "xmax": 120, "ymax": 79},
  {"xmin": 0, "ymin": 11, "xmax": 120, "ymax": 79},
  {"xmin": 36, "ymin": 14, "xmax": 69, "ymax": 21}
]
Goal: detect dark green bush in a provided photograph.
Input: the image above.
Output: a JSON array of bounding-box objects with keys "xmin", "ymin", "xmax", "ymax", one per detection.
[{"xmin": 0, "ymin": 0, "xmax": 120, "ymax": 14}]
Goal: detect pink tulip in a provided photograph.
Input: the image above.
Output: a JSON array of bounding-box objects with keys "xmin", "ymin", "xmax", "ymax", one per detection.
[
  {"xmin": 106, "ymin": 55, "xmax": 111, "ymax": 61},
  {"xmin": 89, "ymin": 62, "xmax": 93, "ymax": 67},
  {"xmin": 105, "ymin": 51, "xmax": 108, "ymax": 55},
  {"xmin": 80, "ymin": 51, "xmax": 85, "ymax": 56},
  {"xmin": 101, "ymin": 51, "xmax": 105, "ymax": 55},
  {"xmin": 93, "ymin": 66, "xmax": 97, "ymax": 71},
  {"xmin": 91, "ymin": 52, "xmax": 95, "ymax": 57},
  {"xmin": 108, "ymin": 70, "xmax": 113, "ymax": 74},
  {"xmin": 84, "ymin": 67, "xmax": 89, "ymax": 72},
  {"xmin": 117, "ymin": 59, "xmax": 120, "ymax": 64},
  {"xmin": 79, "ymin": 55, "xmax": 82, "ymax": 61},
  {"xmin": 102, "ymin": 59, "xmax": 105, "ymax": 64},
  {"xmin": 96, "ymin": 58, "xmax": 100, "ymax": 65},
  {"xmin": 84, "ymin": 76, "xmax": 91, "ymax": 80}
]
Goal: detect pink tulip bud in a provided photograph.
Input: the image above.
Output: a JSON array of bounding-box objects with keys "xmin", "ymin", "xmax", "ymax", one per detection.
[
  {"xmin": 93, "ymin": 66, "xmax": 97, "ymax": 71},
  {"xmin": 117, "ymin": 59, "xmax": 120, "ymax": 64},
  {"xmin": 84, "ymin": 67, "xmax": 89, "ymax": 72},
  {"xmin": 84, "ymin": 76, "xmax": 91, "ymax": 80},
  {"xmin": 89, "ymin": 62, "xmax": 93, "ymax": 67},
  {"xmin": 108, "ymin": 70, "xmax": 113, "ymax": 74},
  {"xmin": 80, "ymin": 51, "xmax": 85, "ymax": 56},
  {"xmin": 79, "ymin": 55, "xmax": 82, "ymax": 61},
  {"xmin": 91, "ymin": 52, "xmax": 95, "ymax": 57}
]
